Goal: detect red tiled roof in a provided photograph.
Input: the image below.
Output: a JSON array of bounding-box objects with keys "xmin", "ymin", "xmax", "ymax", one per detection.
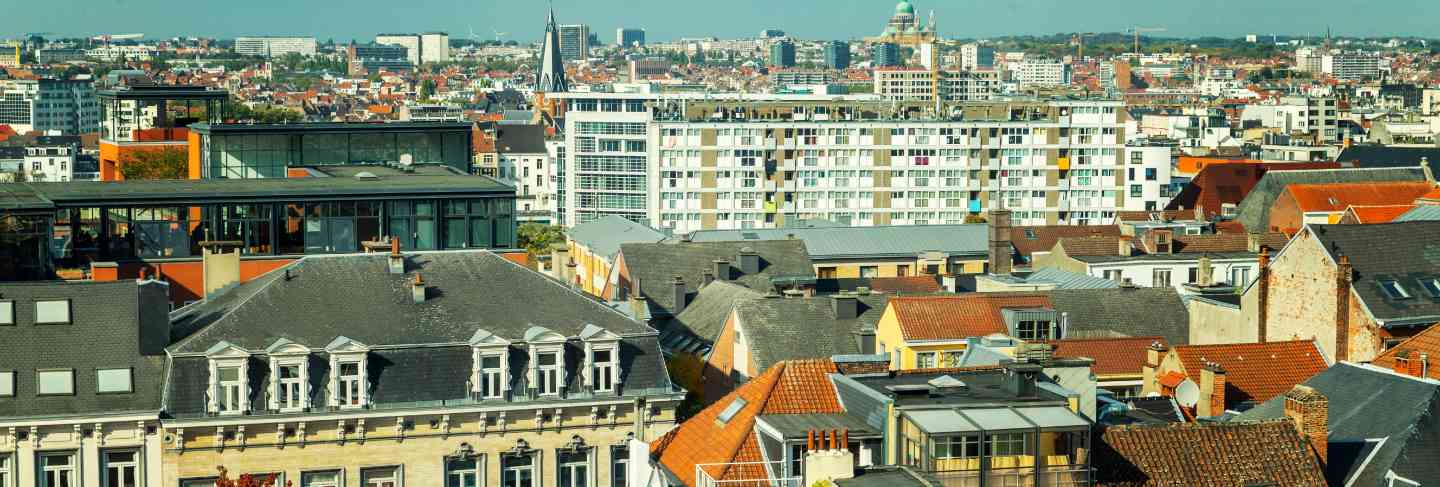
[
  {"xmin": 1344, "ymin": 204, "xmax": 1416, "ymax": 224},
  {"xmin": 1044, "ymin": 336, "xmax": 1166, "ymax": 376},
  {"xmin": 651, "ymin": 360, "xmax": 841, "ymax": 487},
  {"xmin": 889, "ymin": 294, "xmax": 1053, "ymax": 341},
  {"xmin": 1371, "ymin": 323, "xmax": 1440, "ymax": 381},
  {"xmin": 867, "ymin": 276, "xmax": 942, "ymax": 294},
  {"xmin": 1172, "ymin": 340, "xmax": 1329, "ymax": 406},
  {"xmin": 1010, "ymin": 225, "xmax": 1122, "ymax": 258},
  {"xmin": 1286, "ymin": 181, "xmax": 1435, "ymax": 212},
  {"xmin": 1055, "ymin": 235, "xmax": 1124, "ymax": 257},
  {"xmin": 1094, "ymin": 420, "xmax": 1327, "ymax": 486},
  {"xmin": 1166, "ymin": 162, "xmax": 1342, "ymax": 219},
  {"xmin": 1172, "ymin": 233, "xmax": 1287, "ymax": 253}
]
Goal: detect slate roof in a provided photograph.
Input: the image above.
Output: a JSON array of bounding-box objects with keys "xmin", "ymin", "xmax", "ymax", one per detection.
[
  {"xmin": 1307, "ymin": 222, "xmax": 1440, "ymax": 324},
  {"xmin": 867, "ymin": 276, "xmax": 943, "ymax": 293},
  {"xmin": 568, "ymin": 215, "xmax": 668, "ymax": 259},
  {"xmin": 1093, "ymin": 420, "xmax": 1327, "ymax": 487},
  {"xmin": 1285, "ymin": 182, "xmax": 1434, "ymax": 213},
  {"xmin": 1393, "ymin": 204, "xmax": 1440, "ymax": 222},
  {"xmin": 887, "ymin": 293, "xmax": 1052, "ymax": 341},
  {"xmin": 686, "ymin": 224, "xmax": 988, "ymax": 260},
  {"xmin": 490, "ymin": 123, "xmax": 547, "ymax": 154},
  {"xmin": 1058, "ymin": 233, "xmax": 1285, "ymax": 260},
  {"xmin": 1164, "ymin": 161, "xmax": 1341, "ymax": 220},
  {"xmin": 1336, "ymin": 144, "xmax": 1440, "ymax": 170},
  {"xmin": 0, "ymin": 280, "xmax": 171, "ymax": 420},
  {"xmin": 618, "ymin": 240, "xmax": 815, "ymax": 317},
  {"xmin": 1237, "ymin": 362, "xmax": 1440, "ymax": 486},
  {"xmin": 1009, "ymin": 225, "xmax": 1122, "ymax": 263},
  {"xmin": 1233, "ymin": 167, "xmax": 1428, "ymax": 232},
  {"xmin": 657, "ymin": 280, "xmax": 764, "ymax": 355},
  {"xmin": 734, "ymin": 293, "xmax": 890, "ymax": 371},
  {"xmin": 1048, "ymin": 287, "xmax": 1191, "ymax": 346},
  {"xmin": 1171, "ymin": 340, "xmax": 1329, "ymax": 407},
  {"xmin": 650, "ymin": 360, "xmax": 842, "ymax": 487},
  {"xmin": 1043, "ymin": 336, "xmax": 1166, "ymax": 377}
]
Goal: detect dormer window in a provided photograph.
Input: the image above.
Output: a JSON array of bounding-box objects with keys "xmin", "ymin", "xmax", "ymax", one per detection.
[
  {"xmin": 525, "ymin": 326, "xmax": 568, "ymax": 397},
  {"xmin": 536, "ymin": 352, "xmax": 561, "ymax": 396},
  {"xmin": 339, "ymin": 363, "xmax": 363, "ymax": 406},
  {"xmin": 325, "ymin": 336, "xmax": 370, "ymax": 409},
  {"xmin": 1380, "ymin": 279, "xmax": 1412, "ymax": 300},
  {"xmin": 480, "ymin": 355, "xmax": 505, "ymax": 398},
  {"xmin": 266, "ymin": 338, "xmax": 311, "ymax": 412},
  {"xmin": 580, "ymin": 324, "xmax": 623, "ymax": 394},
  {"xmin": 470, "ymin": 329, "xmax": 512, "ymax": 400},
  {"xmin": 277, "ymin": 365, "xmax": 304, "ymax": 410},
  {"xmin": 205, "ymin": 341, "xmax": 251, "ymax": 415},
  {"xmin": 217, "ymin": 367, "xmax": 244, "ymax": 412},
  {"xmin": 592, "ymin": 349, "xmax": 616, "ymax": 392},
  {"xmin": 1421, "ymin": 278, "xmax": 1440, "ymax": 298}
]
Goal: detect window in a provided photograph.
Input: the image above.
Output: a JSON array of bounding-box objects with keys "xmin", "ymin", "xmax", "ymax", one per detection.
[
  {"xmin": 1188, "ymin": 267, "xmax": 1198, "ymax": 283},
  {"xmin": 945, "ymin": 351, "xmax": 964, "ymax": 368},
  {"xmin": 340, "ymin": 362, "xmax": 363, "ymax": 407},
  {"xmin": 278, "ymin": 365, "xmax": 304, "ymax": 410},
  {"xmin": 35, "ymin": 299, "xmax": 71, "ymax": 324},
  {"xmin": 0, "ymin": 454, "xmax": 10, "ymax": 487},
  {"xmin": 986, "ymin": 433, "xmax": 1029, "ymax": 457},
  {"xmin": 0, "ymin": 371, "xmax": 12, "ymax": 397},
  {"xmin": 1230, "ymin": 267, "xmax": 1251, "ymax": 287},
  {"xmin": 217, "ymin": 366, "xmax": 243, "ymax": 412},
  {"xmin": 860, "ymin": 266, "xmax": 879, "ymax": 278},
  {"xmin": 39, "ymin": 452, "xmax": 74, "ymax": 487},
  {"xmin": 0, "ymin": 301, "xmax": 11, "ymax": 325},
  {"xmin": 1421, "ymin": 278, "xmax": 1440, "ymax": 298},
  {"xmin": 933, "ymin": 435, "xmax": 980, "ymax": 459},
  {"xmin": 558, "ymin": 450, "xmax": 590, "ymax": 487},
  {"xmin": 897, "ymin": 265, "xmax": 910, "ymax": 276},
  {"xmin": 1380, "ymin": 279, "xmax": 1412, "ymax": 299},
  {"xmin": 916, "ymin": 352, "xmax": 937, "ymax": 368},
  {"xmin": 592, "ymin": 349, "xmax": 616, "ymax": 393},
  {"xmin": 103, "ymin": 450, "xmax": 140, "ymax": 487},
  {"xmin": 37, "ymin": 369, "xmax": 74, "ymax": 396},
  {"xmin": 181, "ymin": 477, "xmax": 221, "ymax": 486},
  {"xmin": 302, "ymin": 470, "xmax": 342, "ymax": 487},
  {"xmin": 1153, "ymin": 269, "xmax": 1172, "ymax": 287},
  {"xmin": 97, "ymin": 368, "xmax": 132, "ymax": 393},
  {"xmin": 611, "ymin": 445, "xmax": 629, "ymax": 487},
  {"xmin": 502, "ymin": 454, "xmax": 536, "ymax": 487},
  {"xmin": 1103, "ymin": 270, "xmax": 1123, "ymax": 282},
  {"xmin": 479, "ymin": 354, "xmax": 504, "ymax": 399},
  {"xmin": 447, "ymin": 456, "xmax": 481, "ymax": 487},
  {"xmin": 361, "ymin": 466, "xmax": 401, "ymax": 487},
  {"xmin": 1016, "ymin": 321, "xmax": 1054, "ymax": 340},
  {"xmin": 537, "ymin": 351, "xmax": 561, "ymax": 396}
]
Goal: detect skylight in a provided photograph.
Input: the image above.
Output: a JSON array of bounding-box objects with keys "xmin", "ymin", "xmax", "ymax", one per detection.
[
  {"xmin": 1420, "ymin": 278, "xmax": 1440, "ymax": 298},
  {"xmin": 1379, "ymin": 279, "xmax": 1411, "ymax": 299},
  {"xmin": 716, "ymin": 397, "xmax": 748, "ymax": 425}
]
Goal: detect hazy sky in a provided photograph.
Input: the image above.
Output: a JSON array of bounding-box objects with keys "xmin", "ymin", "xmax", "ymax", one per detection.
[{"xmin": 9, "ymin": 0, "xmax": 1440, "ymax": 43}]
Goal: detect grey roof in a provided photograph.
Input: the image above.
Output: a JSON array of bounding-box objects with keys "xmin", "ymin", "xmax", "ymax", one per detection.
[
  {"xmin": 733, "ymin": 293, "xmax": 890, "ymax": 371},
  {"xmin": 164, "ymin": 250, "xmax": 672, "ymax": 417},
  {"xmin": 1307, "ymin": 222, "xmax": 1440, "ymax": 324},
  {"xmin": 0, "ymin": 281, "xmax": 170, "ymax": 420},
  {"xmin": 1394, "ymin": 205, "xmax": 1440, "ymax": 222},
  {"xmin": 1017, "ymin": 267, "xmax": 1120, "ymax": 290},
  {"xmin": 493, "ymin": 124, "xmax": 548, "ymax": 154},
  {"xmin": 189, "ymin": 121, "xmax": 473, "ymax": 134},
  {"xmin": 1233, "ymin": 167, "xmax": 1428, "ymax": 232},
  {"xmin": 618, "ymin": 240, "xmax": 815, "ymax": 317},
  {"xmin": 1336, "ymin": 145, "xmax": 1440, "ymax": 170},
  {"xmin": 569, "ymin": 215, "xmax": 668, "ymax": 259},
  {"xmin": 686, "ymin": 224, "xmax": 989, "ymax": 260},
  {"xmin": 658, "ymin": 280, "xmax": 764, "ymax": 355},
  {"xmin": 1049, "ymin": 287, "xmax": 1191, "ymax": 345},
  {"xmin": 1237, "ymin": 363, "xmax": 1440, "ymax": 486},
  {"xmin": 757, "ymin": 413, "xmax": 881, "ymax": 439},
  {"xmin": 835, "ymin": 467, "xmax": 940, "ymax": 487}
]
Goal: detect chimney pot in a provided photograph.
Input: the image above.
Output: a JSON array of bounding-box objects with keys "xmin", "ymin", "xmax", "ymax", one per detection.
[{"xmin": 411, "ymin": 273, "xmax": 427, "ymax": 304}]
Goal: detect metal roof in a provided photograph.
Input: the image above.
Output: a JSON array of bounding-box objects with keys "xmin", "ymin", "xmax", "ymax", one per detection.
[
  {"xmin": 1394, "ymin": 205, "xmax": 1440, "ymax": 222},
  {"xmin": 0, "ymin": 174, "xmax": 511, "ymax": 210},
  {"xmin": 686, "ymin": 224, "xmax": 989, "ymax": 260},
  {"xmin": 190, "ymin": 121, "xmax": 473, "ymax": 134},
  {"xmin": 757, "ymin": 413, "xmax": 881, "ymax": 439},
  {"xmin": 906, "ymin": 409, "xmax": 979, "ymax": 434}
]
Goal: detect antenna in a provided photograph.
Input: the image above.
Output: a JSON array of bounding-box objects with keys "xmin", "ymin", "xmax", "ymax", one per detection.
[{"xmin": 1173, "ymin": 379, "xmax": 1201, "ymax": 408}]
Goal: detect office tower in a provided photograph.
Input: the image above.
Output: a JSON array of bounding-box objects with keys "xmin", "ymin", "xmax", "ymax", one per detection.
[
  {"xmin": 0, "ymin": 78, "xmax": 99, "ymax": 135},
  {"xmin": 769, "ymin": 40, "xmax": 796, "ymax": 68},
  {"xmin": 617, "ymin": 28, "xmax": 646, "ymax": 48},
  {"xmin": 374, "ymin": 34, "xmax": 422, "ymax": 64},
  {"xmin": 1015, "ymin": 58, "xmax": 1072, "ymax": 87},
  {"xmin": 559, "ymin": 24, "xmax": 590, "ymax": 60},
  {"xmin": 233, "ymin": 37, "xmax": 319, "ymax": 58},
  {"xmin": 760, "ymin": 29, "xmax": 786, "ymax": 39},
  {"xmin": 872, "ymin": 42, "xmax": 901, "ymax": 67},
  {"xmin": 824, "ymin": 41, "xmax": 852, "ymax": 70},
  {"xmin": 348, "ymin": 43, "xmax": 413, "ymax": 75},
  {"xmin": 419, "ymin": 32, "xmax": 450, "ymax": 63},
  {"xmin": 960, "ymin": 43, "xmax": 995, "ymax": 70}
]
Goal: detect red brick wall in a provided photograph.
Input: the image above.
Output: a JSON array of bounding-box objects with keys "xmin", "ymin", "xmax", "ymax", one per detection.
[{"xmin": 1268, "ymin": 190, "xmax": 1305, "ymax": 235}]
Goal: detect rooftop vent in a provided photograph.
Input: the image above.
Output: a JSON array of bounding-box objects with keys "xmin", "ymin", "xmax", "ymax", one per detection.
[{"xmin": 354, "ymin": 171, "xmax": 380, "ymax": 180}]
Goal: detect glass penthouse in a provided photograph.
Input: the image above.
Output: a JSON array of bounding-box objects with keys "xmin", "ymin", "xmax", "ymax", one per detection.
[{"xmin": 189, "ymin": 122, "xmax": 475, "ymax": 179}]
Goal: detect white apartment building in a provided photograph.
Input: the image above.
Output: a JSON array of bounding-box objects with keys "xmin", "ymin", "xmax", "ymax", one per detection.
[
  {"xmin": 553, "ymin": 93, "xmax": 1172, "ymax": 232},
  {"xmin": 1294, "ymin": 47, "xmax": 1323, "ymax": 74},
  {"xmin": 960, "ymin": 43, "xmax": 995, "ymax": 71},
  {"xmin": 24, "ymin": 144, "xmax": 77, "ymax": 182},
  {"xmin": 1322, "ymin": 51, "xmax": 1382, "ymax": 81},
  {"xmin": 233, "ymin": 36, "xmax": 318, "ymax": 58},
  {"xmin": 85, "ymin": 44, "xmax": 154, "ymax": 62},
  {"xmin": 1014, "ymin": 59, "xmax": 1072, "ymax": 88},
  {"xmin": 1239, "ymin": 96, "xmax": 1339, "ymax": 144},
  {"xmin": 375, "ymin": 34, "xmax": 423, "ymax": 64},
  {"xmin": 0, "ymin": 78, "xmax": 100, "ymax": 135},
  {"xmin": 419, "ymin": 32, "xmax": 450, "ymax": 63},
  {"xmin": 874, "ymin": 68, "xmax": 999, "ymax": 102}
]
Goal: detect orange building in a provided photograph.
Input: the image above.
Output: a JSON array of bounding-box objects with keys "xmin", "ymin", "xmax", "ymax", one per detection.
[{"xmin": 97, "ymin": 85, "xmax": 229, "ymax": 181}]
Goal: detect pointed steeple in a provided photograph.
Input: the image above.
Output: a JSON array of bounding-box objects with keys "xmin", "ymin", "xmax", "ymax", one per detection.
[{"xmin": 537, "ymin": 5, "xmax": 569, "ymax": 93}]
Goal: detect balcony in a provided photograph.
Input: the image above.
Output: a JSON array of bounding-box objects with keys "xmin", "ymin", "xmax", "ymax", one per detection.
[{"xmin": 929, "ymin": 464, "xmax": 1092, "ymax": 487}]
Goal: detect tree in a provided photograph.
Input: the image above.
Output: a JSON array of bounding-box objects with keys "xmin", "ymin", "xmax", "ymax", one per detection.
[
  {"xmin": 419, "ymin": 79, "xmax": 437, "ymax": 100},
  {"xmin": 216, "ymin": 466, "xmax": 289, "ymax": 487},
  {"xmin": 517, "ymin": 223, "xmax": 566, "ymax": 256},
  {"xmin": 120, "ymin": 147, "xmax": 188, "ymax": 180}
]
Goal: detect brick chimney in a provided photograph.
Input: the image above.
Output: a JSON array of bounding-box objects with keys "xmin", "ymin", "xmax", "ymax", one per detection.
[
  {"xmin": 388, "ymin": 237, "xmax": 405, "ymax": 274},
  {"xmin": 1146, "ymin": 229, "xmax": 1174, "ymax": 255},
  {"xmin": 1256, "ymin": 247, "xmax": 1271, "ymax": 342},
  {"xmin": 671, "ymin": 276, "xmax": 688, "ymax": 314},
  {"xmin": 1284, "ymin": 384, "xmax": 1329, "ymax": 466},
  {"xmin": 1142, "ymin": 341, "xmax": 1168, "ymax": 395},
  {"xmin": 1335, "ymin": 254, "xmax": 1352, "ymax": 362},
  {"xmin": 988, "ymin": 209, "xmax": 1013, "ymax": 275},
  {"xmin": 1198, "ymin": 362, "xmax": 1227, "ymax": 418},
  {"xmin": 1117, "ymin": 235, "xmax": 1134, "ymax": 256},
  {"xmin": 737, "ymin": 247, "xmax": 760, "ymax": 275}
]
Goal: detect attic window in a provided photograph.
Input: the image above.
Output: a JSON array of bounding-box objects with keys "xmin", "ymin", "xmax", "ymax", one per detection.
[
  {"xmin": 35, "ymin": 299, "xmax": 71, "ymax": 324},
  {"xmin": 1024, "ymin": 229, "xmax": 1038, "ymax": 239},
  {"xmin": 1420, "ymin": 278, "xmax": 1440, "ymax": 298},
  {"xmin": 1380, "ymin": 280, "xmax": 1412, "ymax": 299},
  {"xmin": 716, "ymin": 397, "xmax": 748, "ymax": 425}
]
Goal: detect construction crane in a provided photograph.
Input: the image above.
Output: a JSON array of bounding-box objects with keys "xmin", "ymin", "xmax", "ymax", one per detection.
[
  {"xmin": 492, "ymin": 28, "xmax": 509, "ymax": 44},
  {"xmin": 1071, "ymin": 32, "xmax": 1095, "ymax": 59},
  {"xmin": 1126, "ymin": 26, "xmax": 1167, "ymax": 55},
  {"xmin": 91, "ymin": 33, "xmax": 144, "ymax": 43}
]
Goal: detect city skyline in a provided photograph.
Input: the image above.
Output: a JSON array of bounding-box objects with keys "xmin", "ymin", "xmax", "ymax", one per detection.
[{"xmin": 9, "ymin": 0, "xmax": 1440, "ymax": 43}]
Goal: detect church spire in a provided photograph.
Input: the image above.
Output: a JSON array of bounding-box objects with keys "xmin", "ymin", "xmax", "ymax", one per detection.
[{"xmin": 537, "ymin": 4, "xmax": 568, "ymax": 93}]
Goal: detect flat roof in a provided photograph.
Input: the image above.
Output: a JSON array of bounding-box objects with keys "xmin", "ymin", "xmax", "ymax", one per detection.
[
  {"xmin": 190, "ymin": 122, "xmax": 474, "ymax": 134},
  {"xmin": 757, "ymin": 413, "xmax": 882, "ymax": 440},
  {"xmin": 97, "ymin": 86, "xmax": 230, "ymax": 101},
  {"xmin": 0, "ymin": 173, "xmax": 511, "ymax": 210}
]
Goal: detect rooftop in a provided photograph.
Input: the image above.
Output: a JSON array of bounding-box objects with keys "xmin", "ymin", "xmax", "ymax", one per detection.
[
  {"xmin": 1172, "ymin": 340, "xmax": 1330, "ymax": 407},
  {"xmin": 686, "ymin": 224, "xmax": 988, "ymax": 260},
  {"xmin": 1307, "ymin": 222, "xmax": 1440, "ymax": 324},
  {"xmin": 1093, "ymin": 420, "xmax": 1327, "ymax": 486}
]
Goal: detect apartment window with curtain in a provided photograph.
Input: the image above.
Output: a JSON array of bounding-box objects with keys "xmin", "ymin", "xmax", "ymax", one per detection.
[{"xmin": 103, "ymin": 450, "xmax": 140, "ymax": 487}]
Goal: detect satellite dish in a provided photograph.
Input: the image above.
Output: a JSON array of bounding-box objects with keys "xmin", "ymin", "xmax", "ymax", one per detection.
[{"xmin": 1174, "ymin": 379, "xmax": 1201, "ymax": 408}]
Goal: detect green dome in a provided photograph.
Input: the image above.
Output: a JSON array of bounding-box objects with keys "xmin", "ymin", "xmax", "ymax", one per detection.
[{"xmin": 895, "ymin": 0, "xmax": 915, "ymax": 15}]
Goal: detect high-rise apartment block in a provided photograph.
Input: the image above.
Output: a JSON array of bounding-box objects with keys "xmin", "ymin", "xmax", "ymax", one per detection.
[
  {"xmin": 1322, "ymin": 51, "xmax": 1382, "ymax": 80},
  {"xmin": 960, "ymin": 43, "xmax": 996, "ymax": 70},
  {"xmin": 825, "ymin": 41, "xmax": 852, "ymax": 70},
  {"xmin": 348, "ymin": 43, "xmax": 413, "ymax": 75},
  {"xmin": 374, "ymin": 32, "xmax": 449, "ymax": 64},
  {"xmin": 1294, "ymin": 46, "xmax": 1324, "ymax": 74},
  {"xmin": 617, "ymin": 28, "xmax": 646, "ymax": 47},
  {"xmin": 874, "ymin": 69, "xmax": 999, "ymax": 103},
  {"xmin": 233, "ymin": 36, "xmax": 318, "ymax": 58},
  {"xmin": 872, "ymin": 42, "xmax": 901, "ymax": 67},
  {"xmin": 554, "ymin": 92, "xmax": 1170, "ymax": 232},
  {"xmin": 559, "ymin": 24, "xmax": 591, "ymax": 60},
  {"xmin": 1015, "ymin": 58, "xmax": 1072, "ymax": 88},
  {"xmin": 0, "ymin": 42, "xmax": 19, "ymax": 68},
  {"xmin": 769, "ymin": 40, "xmax": 796, "ymax": 68},
  {"xmin": 0, "ymin": 78, "xmax": 100, "ymax": 135},
  {"xmin": 374, "ymin": 33, "xmax": 422, "ymax": 64}
]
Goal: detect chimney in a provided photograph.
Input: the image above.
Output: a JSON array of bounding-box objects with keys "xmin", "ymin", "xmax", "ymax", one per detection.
[
  {"xmin": 1284, "ymin": 385, "xmax": 1329, "ymax": 466},
  {"xmin": 988, "ymin": 209, "xmax": 1013, "ymax": 275},
  {"xmin": 1257, "ymin": 247, "xmax": 1271, "ymax": 342},
  {"xmin": 1149, "ymin": 229, "xmax": 1173, "ymax": 255},
  {"xmin": 702, "ymin": 269, "xmax": 715, "ymax": 286},
  {"xmin": 1406, "ymin": 350, "xmax": 1428, "ymax": 378},
  {"xmin": 803, "ymin": 428, "xmax": 856, "ymax": 487},
  {"xmin": 1142, "ymin": 341, "xmax": 1167, "ymax": 396},
  {"xmin": 713, "ymin": 260, "xmax": 732, "ymax": 281},
  {"xmin": 1335, "ymin": 255, "xmax": 1352, "ymax": 362},
  {"xmin": 411, "ymin": 273, "xmax": 427, "ymax": 304},
  {"xmin": 671, "ymin": 276, "xmax": 688, "ymax": 314},
  {"xmin": 831, "ymin": 293, "xmax": 859, "ymax": 320},
  {"xmin": 737, "ymin": 247, "xmax": 760, "ymax": 275},
  {"xmin": 1197, "ymin": 255, "xmax": 1215, "ymax": 287},
  {"xmin": 1118, "ymin": 235, "xmax": 1134, "ymax": 256},
  {"xmin": 202, "ymin": 245, "xmax": 242, "ymax": 300},
  {"xmin": 388, "ymin": 237, "xmax": 405, "ymax": 274},
  {"xmin": 1198, "ymin": 362, "xmax": 1227, "ymax": 418},
  {"xmin": 550, "ymin": 243, "xmax": 571, "ymax": 281}
]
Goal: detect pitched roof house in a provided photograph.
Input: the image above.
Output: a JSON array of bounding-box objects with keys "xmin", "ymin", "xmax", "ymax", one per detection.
[
  {"xmin": 1265, "ymin": 181, "xmax": 1435, "ymax": 234},
  {"xmin": 562, "ymin": 215, "xmax": 668, "ymax": 295},
  {"xmin": 1142, "ymin": 340, "xmax": 1330, "ymax": 417},
  {"xmin": 1035, "ymin": 230, "xmax": 1287, "ymax": 294},
  {"xmin": 609, "ymin": 239, "xmax": 816, "ymax": 319},
  {"xmin": 1232, "ymin": 166, "xmax": 1428, "ymax": 232},
  {"xmin": 1163, "ymin": 161, "xmax": 1341, "ymax": 220},
  {"xmin": 1093, "ymin": 419, "xmax": 1327, "ymax": 486}
]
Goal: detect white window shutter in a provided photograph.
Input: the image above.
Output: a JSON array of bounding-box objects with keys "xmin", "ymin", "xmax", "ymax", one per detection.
[
  {"xmin": 470, "ymin": 348, "xmax": 483, "ymax": 393},
  {"xmin": 499, "ymin": 348, "xmax": 511, "ymax": 393},
  {"xmin": 267, "ymin": 359, "xmax": 279, "ymax": 411},
  {"xmin": 611, "ymin": 346, "xmax": 622, "ymax": 386},
  {"xmin": 328, "ymin": 355, "xmax": 340, "ymax": 407},
  {"xmin": 582, "ymin": 342, "xmax": 594, "ymax": 387},
  {"xmin": 527, "ymin": 347, "xmax": 538, "ymax": 389},
  {"xmin": 206, "ymin": 360, "xmax": 219, "ymax": 413},
  {"xmin": 558, "ymin": 345, "xmax": 569, "ymax": 391}
]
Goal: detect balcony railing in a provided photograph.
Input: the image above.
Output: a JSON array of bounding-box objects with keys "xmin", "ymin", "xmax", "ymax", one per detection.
[
  {"xmin": 930, "ymin": 465, "xmax": 1092, "ymax": 487},
  {"xmin": 696, "ymin": 461, "xmax": 800, "ymax": 487}
]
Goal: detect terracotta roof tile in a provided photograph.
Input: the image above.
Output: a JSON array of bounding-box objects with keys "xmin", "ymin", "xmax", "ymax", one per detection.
[
  {"xmin": 866, "ymin": 276, "xmax": 942, "ymax": 294},
  {"xmin": 1165, "ymin": 161, "xmax": 1342, "ymax": 220},
  {"xmin": 1094, "ymin": 420, "xmax": 1328, "ymax": 486},
  {"xmin": 889, "ymin": 294, "xmax": 1052, "ymax": 341},
  {"xmin": 1171, "ymin": 233, "xmax": 1286, "ymax": 253},
  {"xmin": 1286, "ymin": 181, "xmax": 1435, "ymax": 212},
  {"xmin": 1371, "ymin": 323, "xmax": 1440, "ymax": 381},
  {"xmin": 1010, "ymin": 225, "xmax": 1122, "ymax": 259},
  {"xmin": 1043, "ymin": 336, "xmax": 1166, "ymax": 376},
  {"xmin": 1172, "ymin": 340, "xmax": 1329, "ymax": 406},
  {"xmin": 651, "ymin": 360, "xmax": 841, "ymax": 487},
  {"xmin": 1344, "ymin": 204, "xmax": 1417, "ymax": 224},
  {"xmin": 1056, "ymin": 235, "xmax": 1125, "ymax": 256}
]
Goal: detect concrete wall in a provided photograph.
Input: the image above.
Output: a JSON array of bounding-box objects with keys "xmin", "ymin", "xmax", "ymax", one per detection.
[{"xmin": 1188, "ymin": 296, "xmax": 1253, "ymax": 345}]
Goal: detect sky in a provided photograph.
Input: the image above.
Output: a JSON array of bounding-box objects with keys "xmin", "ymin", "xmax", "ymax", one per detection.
[{"xmin": 8, "ymin": 0, "xmax": 1440, "ymax": 43}]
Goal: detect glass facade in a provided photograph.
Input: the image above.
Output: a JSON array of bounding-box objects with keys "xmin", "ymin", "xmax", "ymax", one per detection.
[{"xmin": 202, "ymin": 130, "xmax": 471, "ymax": 179}]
